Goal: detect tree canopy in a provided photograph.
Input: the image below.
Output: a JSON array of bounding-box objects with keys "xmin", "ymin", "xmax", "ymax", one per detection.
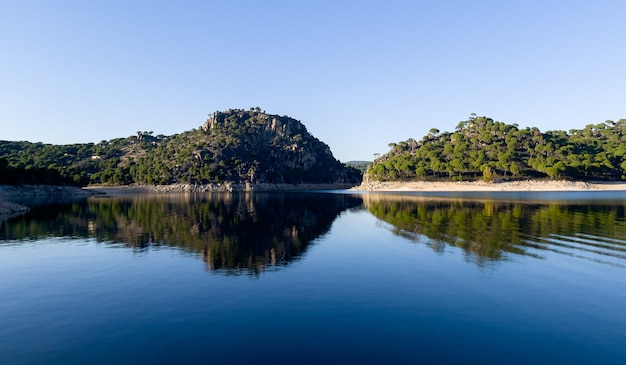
[{"xmin": 367, "ymin": 115, "xmax": 626, "ymax": 182}]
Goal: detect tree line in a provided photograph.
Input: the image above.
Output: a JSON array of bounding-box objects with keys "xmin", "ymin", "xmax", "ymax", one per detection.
[
  {"xmin": 368, "ymin": 115, "xmax": 626, "ymax": 182},
  {"xmin": 0, "ymin": 156, "xmax": 79, "ymax": 186}
]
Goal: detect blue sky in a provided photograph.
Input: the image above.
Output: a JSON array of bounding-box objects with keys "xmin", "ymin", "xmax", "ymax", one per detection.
[{"xmin": 1, "ymin": 0, "xmax": 625, "ymax": 162}]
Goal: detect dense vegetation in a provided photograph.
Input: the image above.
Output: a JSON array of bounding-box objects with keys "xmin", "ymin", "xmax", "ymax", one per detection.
[
  {"xmin": 368, "ymin": 114, "xmax": 626, "ymax": 182},
  {"xmin": 0, "ymin": 157, "xmax": 79, "ymax": 186},
  {"xmin": 0, "ymin": 108, "xmax": 361, "ymax": 186},
  {"xmin": 345, "ymin": 160, "xmax": 371, "ymax": 174}
]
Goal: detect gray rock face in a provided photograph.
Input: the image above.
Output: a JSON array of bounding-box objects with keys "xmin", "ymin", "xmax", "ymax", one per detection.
[{"xmin": 198, "ymin": 109, "xmax": 361, "ymax": 185}]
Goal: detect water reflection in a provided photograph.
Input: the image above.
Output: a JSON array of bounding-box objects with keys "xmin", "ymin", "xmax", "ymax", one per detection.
[
  {"xmin": 0, "ymin": 193, "xmax": 363, "ymax": 275},
  {"xmin": 3, "ymin": 191, "xmax": 626, "ymax": 269},
  {"xmin": 363, "ymin": 193, "xmax": 626, "ymax": 267}
]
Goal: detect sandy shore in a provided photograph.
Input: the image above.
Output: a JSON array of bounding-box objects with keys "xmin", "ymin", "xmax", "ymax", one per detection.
[{"xmin": 352, "ymin": 180, "xmax": 626, "ymax": 192}]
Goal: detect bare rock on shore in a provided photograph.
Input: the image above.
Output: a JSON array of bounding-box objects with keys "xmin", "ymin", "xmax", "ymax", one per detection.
[
  {"xmin": 0, "ymin": 185, "xmax": 96, "ymax": 198},
  {"xmin": 0, "ymin": 185, "xmax": 97, "ymax": 220},
  {"xmin": 89, "ymin": 182, "xmax": 355, "ymax": 194},
  {"xmin": 350, "ymin": 180, "xmax": 626, "ymax": 192}
]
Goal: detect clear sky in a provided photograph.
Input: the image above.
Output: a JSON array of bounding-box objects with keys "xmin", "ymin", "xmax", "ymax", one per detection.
[{"xmin": 1, "ymin": 0, "xmax": 625, "ymax": 162}]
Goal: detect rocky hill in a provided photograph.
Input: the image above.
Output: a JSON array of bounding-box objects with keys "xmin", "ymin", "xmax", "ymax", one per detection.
[{"xmin": 0, "ymin": 108, "xmax": 361, "ymax": 187}]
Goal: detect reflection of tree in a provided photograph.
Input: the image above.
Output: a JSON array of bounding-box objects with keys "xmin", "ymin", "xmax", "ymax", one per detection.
[
  {"xmin": 6, "ymin": 192, "xmax": 626, "ymax": 270},
  {"xmin": 364, "ymin": 194, "xmax": 626, "ymax": 264},
  {"xmin": 0, "ymin": 193, "xmax": 362, "ymax": 275}
]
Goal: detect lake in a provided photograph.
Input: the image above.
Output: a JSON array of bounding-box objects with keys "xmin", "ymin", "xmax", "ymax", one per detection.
[{"xmin": 1, "ymin": 191, "xmax": 625, "ymax": 364}]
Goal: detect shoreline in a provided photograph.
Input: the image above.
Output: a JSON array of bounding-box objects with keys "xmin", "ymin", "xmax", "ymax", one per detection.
[
  {"xmin": 3, "ymin": 180, "xmax": 626, "ymax": 220},
  {"xmin": 0, "ymin": 184, "xmax": 97, "ymax": 198},
  {"xmin": 351, "ymin": 180, "xmax": 626, "ymax": 192},
  {"xmin": 3, "ymin": 179, "xmax": 626, "ymax": 201},
  {"xmin": 0, "ymin": 185, "xmax": 97, "ymax": 219},
  {"xmin": 86, "ymin": 182, "xmax": 356, "ymax": 194}
]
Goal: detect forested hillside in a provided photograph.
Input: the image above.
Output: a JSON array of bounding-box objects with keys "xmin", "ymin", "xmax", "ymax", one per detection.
[
  {"xmin": 345, "ymin": 161, "xmax": 371, "ymax": 174},
  {"xmin": 0, "ymin": 108, "xmax": 361, "ymax": 186},
  {"xmin": 0, "ymin": 157, "xmax": 77, "ymax": 186},
  {"xmin": 367, "ymin": 115, "xmax": 626, "ymax": 182}
]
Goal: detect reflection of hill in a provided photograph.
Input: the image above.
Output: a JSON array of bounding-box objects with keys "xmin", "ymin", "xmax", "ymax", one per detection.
[
  {"xmin": 363, "ymin": 194, "xmax": 626, "ymax": 266},
  {"xmin": 0, "ymin": 193, "xmax": 362, "ymax": 275}
]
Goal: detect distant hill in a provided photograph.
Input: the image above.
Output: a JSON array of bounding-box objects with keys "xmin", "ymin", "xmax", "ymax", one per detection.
[
  {"xmin": 366, "ymin": 115, "xmax": 626, "ymax": 182},
  {"xmin": 344, "ymin": 161, "xmax": 371, "ymax": 174},
  {"xmin": 0, "ymin": 108, "xmax": 362, "ymax": 187}
]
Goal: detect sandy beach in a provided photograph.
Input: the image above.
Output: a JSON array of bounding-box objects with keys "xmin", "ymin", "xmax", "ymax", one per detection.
[{"xmin": 352, "ymin": 180, "xmax": 626, "ymax": 192}]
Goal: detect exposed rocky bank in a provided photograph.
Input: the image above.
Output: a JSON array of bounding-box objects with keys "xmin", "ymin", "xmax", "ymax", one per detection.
[
  {"xmin": 88, "ymin": 182, "xmax": 356, "ymax": 194},
  {"xmin": 351, "ymin": 179, "xmax": 626, "ymax": 192},
  {"xmin": 0, "ymin": 185, "xmax": 97, "ymax": 218},
  {"xmin": 0, "ymin": 185, "xmax": 96, "ymax": 197}
]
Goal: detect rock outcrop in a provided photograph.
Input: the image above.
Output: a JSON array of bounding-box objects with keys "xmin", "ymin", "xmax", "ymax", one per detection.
[
  {"xmin": 171, "ymin": 108, "xmax": 362, "ymax": 185},
  {"xmin": 1, "ymin": 108, "xmax": 362, "ymax": 187}
]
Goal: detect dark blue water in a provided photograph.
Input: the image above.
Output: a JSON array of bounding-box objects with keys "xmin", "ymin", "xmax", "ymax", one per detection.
[{"xmin": 1, "ymin": 192, "xmax": 625, "ymax": 364}]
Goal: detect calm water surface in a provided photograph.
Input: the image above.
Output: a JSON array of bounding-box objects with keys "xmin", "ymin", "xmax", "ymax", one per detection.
[{"xmin": 1, "ymin": 191, "xmax": 625, "ymax": 364}]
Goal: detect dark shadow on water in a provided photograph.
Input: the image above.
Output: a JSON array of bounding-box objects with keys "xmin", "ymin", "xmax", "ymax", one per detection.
[{"xmin": 0, "ymin": 192, "xmax": 363, "ymax": 276}]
